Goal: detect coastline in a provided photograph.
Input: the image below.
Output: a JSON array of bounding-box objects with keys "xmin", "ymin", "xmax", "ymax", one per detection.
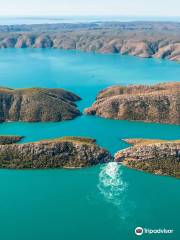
[{"xmin": 0, "ymin": 21, "xmax": 179, "ymax": 62}]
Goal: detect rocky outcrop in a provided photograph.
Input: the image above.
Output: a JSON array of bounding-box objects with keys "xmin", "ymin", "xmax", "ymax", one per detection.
[
  {"xmin": 0, "ymin": 135, "xmax": 23, "ymax": 144},
  {"xmin": 0, "ymin": 87, "xmax": 81, "ymax": 122},
  {"xmin": 0, "ymin": 24, "xmax": 180, "ymax": 61},
  {"xmin": 154, "ymin": 43, "xmax": 180, "ymax": 61},
  {"xmin": 115, "ymin": 139, "xmax": 180, "ymax": 178},
  {"xmin": 85, "ymin": 82, "xmax": 180, "ymax": 124},
  {"xmin": 0, "ymin": 137, "xmax": 112, "ymax": 169}
]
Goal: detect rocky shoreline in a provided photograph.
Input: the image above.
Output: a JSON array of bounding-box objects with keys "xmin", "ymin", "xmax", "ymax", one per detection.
[
  {"xmin": 0, "ymin": 136, "xmax": 112, "ymax": 169},
  {"xmin": 85, "ymin": 82, "xmax": 180, "ymax": 124},
  {"xmin": 0, "ymin": 22, "xmax": 180, "ymax": 62},
  {"xmin": 0, "ymin": 87, "xmax": 81, "ymax": 122},
  {"xmin": 115, "ymin": 139, "xmax": 180, "ymax": 178},
  {"xmin": 0, "ymin": 135, "xmax": 23, "ymax": 144},
  {"xmin": 0, "ymin": 135, "xmax": 179, "ymax": 178}
]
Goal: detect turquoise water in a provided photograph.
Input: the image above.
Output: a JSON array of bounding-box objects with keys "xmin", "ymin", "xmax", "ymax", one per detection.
[{"xmin": 0, "ymin": 49, "xmax": 180, "ymax": 240}]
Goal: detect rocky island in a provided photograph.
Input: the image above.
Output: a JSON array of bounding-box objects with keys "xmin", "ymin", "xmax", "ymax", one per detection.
[
  {"xmin": 115, "ymin": 139, "xmax": 180, "ymax": 178},
  {"xmin": 0, "ymin": 22, "xmax": 180, "ymax": 61},
  {"xmin": 85, "ymin": 82, "xmax": 180, "ymax": 124},
  {"xmin": 0, "ymin": 136, "xmax": 112, "ymax": 169},
  {"xmin": 0, "ymin": 135, "xmax": 23, "ymax": 144},
  {"xmin": 0, "ymin": 87, "xmax": 81, "ymax": 122}
]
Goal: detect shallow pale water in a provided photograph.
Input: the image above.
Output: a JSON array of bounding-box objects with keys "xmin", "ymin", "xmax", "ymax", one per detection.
[{"xmin": 0, "ymin": 49, "xmax": 180, "ymax": 240}]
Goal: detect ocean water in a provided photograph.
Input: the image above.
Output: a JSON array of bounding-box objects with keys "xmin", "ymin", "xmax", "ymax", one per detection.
[
  {"xmin": 0, "ymin": 49, "xmax": 180, "ymax": 240},
  {"xmin": 0, "ymin": 16, "xmax": 180, "ymax": 25}
]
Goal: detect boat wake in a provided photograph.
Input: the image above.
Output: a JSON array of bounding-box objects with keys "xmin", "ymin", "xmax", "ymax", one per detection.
[
  {"xmin": 98, "ymin": 162, "xmax": 128, "ymax": 207},
  {"xmin": 98, "ymin": 162, "xmax": 136, "ymax": 220}
]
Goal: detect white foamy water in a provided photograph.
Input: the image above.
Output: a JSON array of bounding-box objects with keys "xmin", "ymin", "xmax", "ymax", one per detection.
[{"xmin": 98, "ymin": 162, "xmax": 128, "ymax": 207}]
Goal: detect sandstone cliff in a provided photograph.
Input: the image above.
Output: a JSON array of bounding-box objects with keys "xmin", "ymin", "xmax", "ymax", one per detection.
[
  {"xmin": 0, "ymin": 25, "xmax": 180, "ymax": 61},
  {"xmin": 85, "ymin": 82, "xmax": 180, "ymax": 124},
  {"xmin": 115, "ymin": 139, "xmax": 180, "ymax": 178},
  {"xmin": 0, "ymin": 137, "xmax": 112, "ymax": 169},
  {"xmin": 0, "ymin": 87, "xmax": 81, "ymax": 122}
]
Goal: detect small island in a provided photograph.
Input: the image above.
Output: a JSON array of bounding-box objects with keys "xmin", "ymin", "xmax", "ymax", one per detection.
[
  {"xmin": 0, "ymin": 135, "xmax": 24, "ymax": 144},
  {"xmin": 85, "ymin": 82, "xmax": 180, "ymax": 124},
  {"xmin": 115, "ymin": 139, "xmax": 180, "ymax": 178},
  {"xmin": 0, "ymin": 136, "xmax": 112, "ymax": 169},
  {"xmin": 0, "ymin": 87, "xmax": 81, "ymax": 122}
]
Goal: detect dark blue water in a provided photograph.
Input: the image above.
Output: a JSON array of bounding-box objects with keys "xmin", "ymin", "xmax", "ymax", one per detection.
[{"xmin": 0, "ymin": 49, "xmax": 179, "ymax": 240}]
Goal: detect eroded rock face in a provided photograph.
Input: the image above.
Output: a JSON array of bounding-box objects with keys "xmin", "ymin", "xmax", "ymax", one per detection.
[
  {"xmin": 0, "ymin": 137, "xmax": 112, "ymax": 169},
  {"xmin": 0, "ymin": 135, "xmax": 23, "ymax": 144},
  {"xmin": 85, "ymin": 82, "xmax": 180, "ymax": 124},
  {"xmin": 0, "ymin": 88, "xmax": 81, "ymax": 122},
  {"xmin": 0, "ymin": 27, "xmax": 180, "ymax": 61},
  {"xmin": 115, "ymin": 139, "xmax": 180, "ymax": 178}
]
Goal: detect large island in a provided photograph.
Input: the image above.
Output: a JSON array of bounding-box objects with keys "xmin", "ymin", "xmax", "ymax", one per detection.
[
  {"xmin": 85, "ymin": 82, "xmax": 180, "ymax": 124},
  {"xmin": 0, "ymin": 136, "xmax": 112, "ymax": 169},
  {"xmin": 0, "ymin": 87, "xmax": 81, "ymax": 122}
]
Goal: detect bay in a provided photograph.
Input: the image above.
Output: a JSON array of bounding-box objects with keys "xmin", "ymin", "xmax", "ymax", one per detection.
[{"xmin": 0, "ymin": 49, "xmax": 179, "ymax": 240}]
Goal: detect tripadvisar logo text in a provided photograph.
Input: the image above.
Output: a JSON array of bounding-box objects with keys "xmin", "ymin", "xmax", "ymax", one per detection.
[{"xmin": 135, "ymin": 227, "xmax": 174, "ymax": 236}]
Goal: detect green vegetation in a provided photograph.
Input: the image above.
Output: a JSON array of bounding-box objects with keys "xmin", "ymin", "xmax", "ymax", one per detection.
[
  {"xmin": 44, "ymin": 136, "xmax": 97, "ymax": 145},
  {"xmin": 122, "ymin": 138, "xmax": 180, "ymax": 146}
]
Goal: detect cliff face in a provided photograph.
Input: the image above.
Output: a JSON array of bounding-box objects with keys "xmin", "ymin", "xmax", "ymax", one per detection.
[
  {"xmin": 0, "ymin": 135, "xmax": 23, "ymax": 144},
  {"xmin": 115, "ymin": 139, "xmax": 180, "ymax": 178},
  {"xmin": 0, "ymin": 88, "xmax": 81, "ymax": 122},
  {"xmin": 85, "ymin": 82, "xmax": 180, "ymax": 124},
  {"xmin": 0, "ymin": 137, "xmax": 112, "ymax": 169},
  {"xmin": 0, "ymin": 27, "xmax": 180, "ymax": 61}
]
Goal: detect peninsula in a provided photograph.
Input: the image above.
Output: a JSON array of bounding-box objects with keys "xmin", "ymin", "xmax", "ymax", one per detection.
[
  {"xmin": 85, "ymin": 82, "xmax": 180, "ymax": 124},
  {"xmin": 115, "ymin": 139, "xmax": 180, "ymax": 178},
  {"xmin": 0, "ymin": 136, "xmax": 112, "ymax": 169}
]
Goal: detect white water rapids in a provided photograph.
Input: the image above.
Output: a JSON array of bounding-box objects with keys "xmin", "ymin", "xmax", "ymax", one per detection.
[{"xmin": 98, "ymin": 162, "xmax": 128, "ymax": 207}]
